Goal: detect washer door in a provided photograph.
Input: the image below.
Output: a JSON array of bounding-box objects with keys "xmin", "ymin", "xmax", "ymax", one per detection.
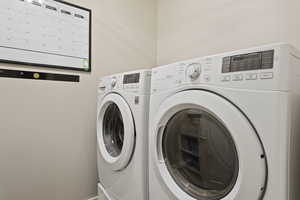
[
  {"xmin": 152, "ymin": 90, "xmax": 267, "ymax": 200},
  {"xmin": 97, "ymin": 93, "xmax": 135, "ymax": 171}
]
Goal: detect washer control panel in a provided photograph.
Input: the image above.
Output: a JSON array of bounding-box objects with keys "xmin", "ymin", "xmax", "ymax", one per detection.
[{"xmin": 99, "ymin": 70, "xmax": 152, "ymax": 95}]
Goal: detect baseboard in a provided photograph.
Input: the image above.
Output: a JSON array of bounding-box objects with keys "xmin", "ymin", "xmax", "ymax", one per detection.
[{"xmin": 86, "ymin": 196, "xmax": 98, "ymax": 200}]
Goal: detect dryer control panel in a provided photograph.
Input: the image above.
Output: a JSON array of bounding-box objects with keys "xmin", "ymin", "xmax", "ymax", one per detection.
[{"xmin": 151, "ymin": 44, "xmax": 299, "ymax": 93}]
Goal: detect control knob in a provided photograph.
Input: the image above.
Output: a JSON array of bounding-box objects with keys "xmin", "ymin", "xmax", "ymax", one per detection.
[
  {"xmin": 111, "ymin": 77, "xmax": 117, "ymax": 88},
  {"xmin": 187, "ymin": 63, "xmax": 201, "ymax": 80}
]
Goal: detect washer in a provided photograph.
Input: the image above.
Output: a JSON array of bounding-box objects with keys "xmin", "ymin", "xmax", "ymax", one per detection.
[
  {"xmin": 149, "ymin": 43, "xmax": 300, "ymax": 200},
  {"xmin": 97, "ymin": 70, "xmax": 151, "ymax": 200}
]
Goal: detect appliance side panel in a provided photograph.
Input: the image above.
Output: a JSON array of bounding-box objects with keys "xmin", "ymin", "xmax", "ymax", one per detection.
[
  {"xmin": 136, "ymin": 95, "xmax": 151, "ymax": 200},
  {"xmin": 289, "ymin": 53, "xmax": 300, "ymax": 200}
]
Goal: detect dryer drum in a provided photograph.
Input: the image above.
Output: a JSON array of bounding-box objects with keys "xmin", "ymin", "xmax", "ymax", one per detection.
[{"xmin": 162, "ymin": 108, "xmax": 239, "ymax": 200}]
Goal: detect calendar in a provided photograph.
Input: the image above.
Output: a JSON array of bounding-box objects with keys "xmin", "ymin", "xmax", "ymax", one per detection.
[{"xmin": 0, "ymin": 0, "xmax": 91, "ymax": 72}]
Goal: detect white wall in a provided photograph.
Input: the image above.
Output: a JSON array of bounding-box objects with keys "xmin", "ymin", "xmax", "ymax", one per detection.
[
  {"xmin": 157, "ymin": 0, "xmax": 294, "ymax": 65},
  {"xmin": 0, "ymin": 0, "xmax": 156, "ymax": 200}
]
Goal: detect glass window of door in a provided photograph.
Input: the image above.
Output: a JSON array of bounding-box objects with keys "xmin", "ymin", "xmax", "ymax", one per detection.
[
  {"xmin": 103, "ymin": 103, "xmax": 124, "ymax": 157},
  {"xmin": 162, "ymin": 109, "xmax": 239, "ymax": 199}
]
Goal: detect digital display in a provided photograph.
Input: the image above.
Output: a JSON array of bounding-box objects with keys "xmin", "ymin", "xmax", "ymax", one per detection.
[
  {"xmin": 123, "ymin": 73, "xmax": 140, "ymax": 84},
  {"xmin": 222, "ymin": 50, "xmax": 274, "ymax": 73}
]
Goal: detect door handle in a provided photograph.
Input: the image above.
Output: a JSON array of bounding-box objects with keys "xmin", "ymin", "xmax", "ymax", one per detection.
[{"xmin": 157, "ymin": 125, "xmax": 165, "ymax": 163}]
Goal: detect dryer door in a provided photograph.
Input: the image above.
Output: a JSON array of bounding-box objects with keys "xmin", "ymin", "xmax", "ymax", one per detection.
[
  {"xmin": 97, "ymin": 93, "xmax": 135, "ymax": 171},
  {"xmin": 152, "ymin": 90, "xmax": 267, "ymax": 200}
]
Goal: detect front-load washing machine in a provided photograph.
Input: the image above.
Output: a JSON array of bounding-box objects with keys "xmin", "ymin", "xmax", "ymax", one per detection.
[
  {"xmin": 149, "ymin": 43, "xmax": 300, "ymax": 200},
  {"xmin": 97, "ymin": 70, "xmax": 151, "ymax": 200}
]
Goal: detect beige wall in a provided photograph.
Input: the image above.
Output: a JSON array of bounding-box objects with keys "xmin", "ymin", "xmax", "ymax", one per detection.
[
  {"xmin": 0, "ymin": 0, "xmax": 156, "ymax": 200},
  {"xmin": 286, "ymin": 0, "xmax": 300, "ymax": 49},
  {"xmin": 157, "ymin": 0, "xmax": 292, "ymax": 65}
]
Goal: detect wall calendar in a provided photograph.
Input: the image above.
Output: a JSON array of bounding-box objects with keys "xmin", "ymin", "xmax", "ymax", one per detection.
[{"xmin": 0, "ymin": 0, "xmax": 91, "ymax": 72}]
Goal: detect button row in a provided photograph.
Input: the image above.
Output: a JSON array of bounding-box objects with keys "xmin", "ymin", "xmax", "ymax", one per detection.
[
  {"xmin": 221, "ymin": 72, "xmax": 273, "ymax": 82},
  {"xmin": 124, "ymin": 85, "xmax": 139, "ymax": 89}
]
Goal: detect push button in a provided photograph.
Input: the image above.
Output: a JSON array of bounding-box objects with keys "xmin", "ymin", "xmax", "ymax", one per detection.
[
  {"xmin": 260, "ymin": 72, "xmax": 273, "ymax": 80},
  {"xmin": 245, "ymin": 73, "xmax": 258, "ymax": 80},
  {"xmin": 221, "ymin": 75, "xmax": 231, "ymax": 82},
  {"xmin": 232, "ymin": 74, "xmax": 243, "ymax": 81}
]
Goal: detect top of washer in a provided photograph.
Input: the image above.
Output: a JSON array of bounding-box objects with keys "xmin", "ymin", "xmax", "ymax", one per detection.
[
  {"xmin": 151, "ymin": 43, "xmax": 300, "ymax": 93},
  {"xmin": 98, "ymin": 69, "xmax": 152, "ymax": 95}
]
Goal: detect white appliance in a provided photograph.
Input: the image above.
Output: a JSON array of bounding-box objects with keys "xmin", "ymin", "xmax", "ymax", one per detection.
[
  {"xmin": 97, "ymin": 70, "xmax": 151, "ymax": 200},
  {"xmin": 98, "ymin": 183, "xmax": 110, "ymax": 200},
  {"xmin": 149, "ymin": 43, "xmax": 300, "ymax": 200}
]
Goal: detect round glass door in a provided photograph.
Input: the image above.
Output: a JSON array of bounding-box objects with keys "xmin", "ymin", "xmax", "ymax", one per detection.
[
  {"xmin": 151, "ymin": 90, "xmax": 267, "ymax": 200},
  {"xmin": 103, "ymin": 103, "xmax": 124, "ymax": 157},
  {"xmin": 97, "ymin": 93, "xmax": 135, "ymax": 171},
  {"xmin": 162, "ymin": 109, "xmax": 238, "ymax": 200}
]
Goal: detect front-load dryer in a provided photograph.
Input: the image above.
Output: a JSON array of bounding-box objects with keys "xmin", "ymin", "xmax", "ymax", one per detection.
[
  {"xmin": 97, "ymin": 70, "xmax": 151, "ymax": 200},
  {"xmin": 149, "ymin": 43, "xmax": 300, "ymax": 200}
]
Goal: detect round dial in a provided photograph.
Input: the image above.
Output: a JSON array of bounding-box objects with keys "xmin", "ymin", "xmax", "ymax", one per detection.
[
  {"xmin": 186, "ymin": 63, "xmax": 201, "ymax": 80},
  {"xmin": 111, "ymin": 77, "xmax": 117, "ymax": 88}
]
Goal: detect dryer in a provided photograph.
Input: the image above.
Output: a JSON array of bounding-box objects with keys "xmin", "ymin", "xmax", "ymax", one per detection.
[
  {"xmin": 149, "ymin": 43, "xmax": 300, "ymax": 200},
  {"xmin": 97, "ymin": 70, "xmax": 151, "ymax": 200}
]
